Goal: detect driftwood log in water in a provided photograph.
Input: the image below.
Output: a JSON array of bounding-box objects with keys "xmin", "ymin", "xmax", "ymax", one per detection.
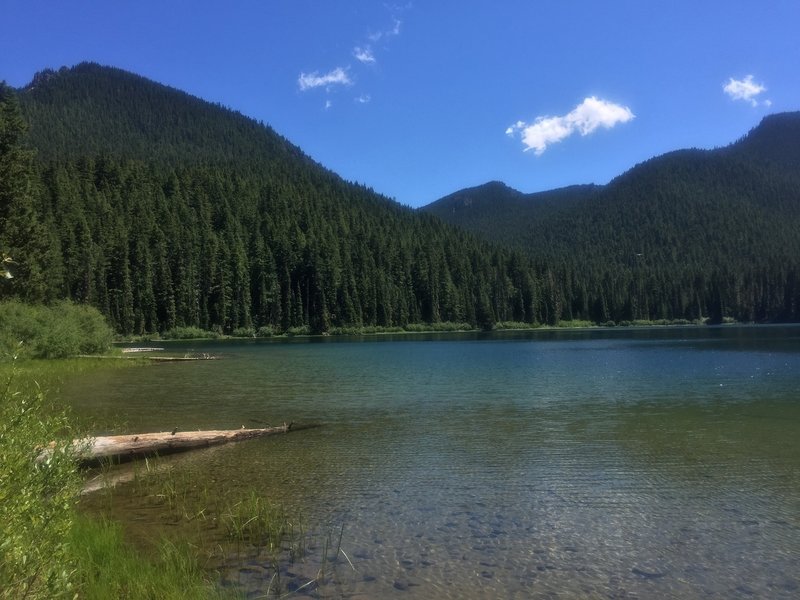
[{"xmin": 64, "ymin": 424, "xmax": 296, "ymax": 466}]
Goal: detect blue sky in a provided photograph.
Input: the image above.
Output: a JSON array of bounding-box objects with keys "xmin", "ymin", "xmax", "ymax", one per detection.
[{"xmin": 2, "ymin": 1, "xmax": 798, "ymax": 207}]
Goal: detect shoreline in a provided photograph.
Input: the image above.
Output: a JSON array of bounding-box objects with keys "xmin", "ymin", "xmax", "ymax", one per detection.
[{"xmin": 113, "ymin": 318, "xmax": 790, "ymax": 344}]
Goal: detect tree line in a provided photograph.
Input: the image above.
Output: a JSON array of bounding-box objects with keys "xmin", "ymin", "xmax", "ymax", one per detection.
[
  {"xmin": 424, "ymin": 120, "xmax": 800, "ymax": 324},
  {"xmin": 3, "ymin": 64, "xmax": 799, "ymax": 335},
  {"xmin": 2, "ymin": 72, "xmax": 543, "ymax": 334}
]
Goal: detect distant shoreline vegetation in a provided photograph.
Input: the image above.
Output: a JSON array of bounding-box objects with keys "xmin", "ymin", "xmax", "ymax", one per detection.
[{"xmin": 122, "ymin": 317, "xmax": 738, "ymax": 343}]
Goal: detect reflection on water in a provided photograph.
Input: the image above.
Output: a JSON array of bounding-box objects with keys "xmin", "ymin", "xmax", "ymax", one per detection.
[{"xmin": 68, "ymin": 326, "xmax": 800, "ymax": 598}]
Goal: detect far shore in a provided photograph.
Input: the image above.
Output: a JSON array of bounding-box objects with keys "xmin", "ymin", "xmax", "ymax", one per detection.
[{"xmin": 113, "ymin": 318, "xmax": 783, "ymax": 344}]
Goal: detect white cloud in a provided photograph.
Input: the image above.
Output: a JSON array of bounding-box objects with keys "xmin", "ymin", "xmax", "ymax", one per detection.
[
  {"xmin": 389, "ymin": 18, "xmax": 402, "ymax": 36},
  {"xmin": 355, "ymin": 94, "xmax": 371, "ymax": 104},
  {"xmin": 298, "ymin": 67, "xmax": 352, "ymax": 91},
  {"xmin": 507, "ymin": 96, "xmax": 635, "ymax": 155},
  {"xmin": 325, "ymin": 100, "xmax": 333, "ymax": 110},
  {"xmin": 368, "ymin": 18, "xmax": 402, "ymax": 42},
  {"xmin": 723, "ymin": 75, "xmax": 768, "ymax": 107},
  {"xmin": 353, "ymin": 46, "xmax": 376, "ymax": 64}
]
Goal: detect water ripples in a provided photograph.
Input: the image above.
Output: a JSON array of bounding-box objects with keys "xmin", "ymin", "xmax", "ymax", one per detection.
[{"xmin": 69, "ymin": 328, "xmax": 800, "ymax": 598}]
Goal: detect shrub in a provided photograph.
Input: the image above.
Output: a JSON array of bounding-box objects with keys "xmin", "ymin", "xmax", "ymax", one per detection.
[
  {"xmin": 286, "ymin": 325, "xmax": 311, "ymax": 336},
  {"xmin": 557, "ymin": 319, "xmax": 594, "ymax": 328},
  {"xmin": 0, "ymin": 364, "xmax": 82, "ymax": 597},
  {"xmin": 494, "ymin": 321, "xmax": 537, "ymax": 330},
  {"xmin": 230, "ymin": 327, "xmax": 256, "ymax": 338},
  {"xmin": 255, "ymin": 325, "xmax": 275, "ymax": 337},
  {"xmin": 160, "ymin": 326, "xmax": 220, "ymax": 340},
  {"xmin": 0, "ymin": 300, "xmax": 113, "ymax": 359}
]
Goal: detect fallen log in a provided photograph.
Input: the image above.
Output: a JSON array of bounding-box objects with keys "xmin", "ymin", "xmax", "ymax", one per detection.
[
  {"xmin": 121, "ymin": 347, "xmax": 165, "ymax": 353},
  {"xmin": 48, "ymin": 424, "xmax": 303, "ymax": 467}
]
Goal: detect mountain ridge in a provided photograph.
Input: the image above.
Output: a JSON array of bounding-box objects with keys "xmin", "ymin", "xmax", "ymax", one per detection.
[
  {"xmin": 422, "ymin": 111, "xmax": 800, "ymax": 323},
  {"xmin": 3, "ymin": 63, "xmax": 543, "ymax": 333},
  {"xmin": 2, "ymin": 63, "xmax": 798, "ymax": 328},
  {"xmin": 425, "ymin": 111, "xmax": 800, "ymax": 216}
]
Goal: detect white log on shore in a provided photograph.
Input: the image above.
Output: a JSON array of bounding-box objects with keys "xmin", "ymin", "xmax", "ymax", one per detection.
[
  {"xmin": 59, "ymin": 425, "xmax": 293, "ymax": 465},
  {"xmin": 121, "ymin": 347, "xmax": 165, "ymax": 353}
]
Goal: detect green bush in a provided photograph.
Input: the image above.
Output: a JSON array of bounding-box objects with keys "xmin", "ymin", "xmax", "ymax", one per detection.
[
  {"xmin": 401, "ymin": 322, "xmax": 472, "ymax": 333},
  {"xmin": 160, "ymin": 326, "xmax": 220, "ymax": 340},
  {"xmin": 256, "ymin": 325, "xmax": 275, "ymax": 337},
  {"xmin": 0, "ymin": 365, "xmax": 82, "ymax": 598},
  {"xmin": 0, "ymin": 300, "xmax": 113, "ymax": 359},
  {"xmin": 0, "ymin": 359, "xmax": 229, "ymax": 598},
  {"xmin": 230, "ymin": 327, "xmax": 256, "ymax": 338},
  {"xmin": 494, "ymin": 321, "xmax": 537, "ymax": 330},
  {"xmin": 557, "ymin": 319, "xmax": 595, "ymax": 328},
  {"xmin": 285, "ymin": 325, "xmax": 311, "ymax": 336}
]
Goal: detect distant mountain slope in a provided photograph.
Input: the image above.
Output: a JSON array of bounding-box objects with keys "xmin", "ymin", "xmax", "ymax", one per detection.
[
  {"xmin": 426, "ymin": 181, "xmax": 599, "ymax": 244},
  {"xmin": 3, "ymin": 63, "xmax": 543, "ymax": 333},
  {"xmin": 727, "ymin": 112, "xmax": 800, "ymax": 173},
  {"xmin": 422, "ymin": 113, "xmax": 800, "ymax": 322},
  {"xmin": 20, "ymin": 63, "xmax": 306, "ymax": 167},
  {"xmin": 424, "ymin": 113, "xmax": 800, "ymax": 255}
]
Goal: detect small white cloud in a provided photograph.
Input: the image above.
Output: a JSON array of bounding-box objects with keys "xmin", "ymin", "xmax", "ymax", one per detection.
[
  {"xmin": 355, "ymin": 94, "xmax": 371, "ymax": 104},
  {"xmin": 353, "ymin": 46, "xmax": 376, "ymax": 64},
  {"xmin": 723, "ymin": 75, "xmax": 767, "ymax": 107},
  {"xmin": 325, "ymin": 100, "xmax": 333, "ymax": 110},
  {"xmin": 507, "ymin": 96, "xmax": 635, "ymax": 155},
  {"xmin": 505, "ymin": 121, "xmax": 525, "ymax": 136},
  {"xmin": 368, "ymin": 18, "xmax": 402, "ymax": 42},
  {"xmin": 298, "ymin": 67, "xmax": 352, "ymax": 91}
]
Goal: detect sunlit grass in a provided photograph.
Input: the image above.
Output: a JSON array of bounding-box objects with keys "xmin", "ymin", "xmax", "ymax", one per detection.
[
  {"xmin": 70, "ymin": 515, "xmax": 234, "ymax": 600},
  {"xmin": 91, "ymin": 458, "xmax": 311, "ymax": 597}
]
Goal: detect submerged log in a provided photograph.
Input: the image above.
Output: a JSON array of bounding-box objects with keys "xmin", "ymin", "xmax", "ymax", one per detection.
[{"xmin": 64, "ymin": 424, "xmax": 298, "ymax": 466}]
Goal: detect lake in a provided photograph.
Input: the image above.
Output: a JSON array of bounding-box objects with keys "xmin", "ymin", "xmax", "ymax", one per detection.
[{"xmin": 66, "ymin": 326, "xmax": 800, "ymax": 598}]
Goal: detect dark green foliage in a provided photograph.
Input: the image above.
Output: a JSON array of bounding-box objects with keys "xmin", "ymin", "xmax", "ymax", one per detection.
[
  {"xmin": 424, "ymin": 116, "xmax": 800, "ymax": 324},
  {"xmin": 0, "ymin": 300, "xmax": 113, "ymax": 358},
  {"xmin": 8, "ymin": 63, "xmax": 799, "ymax": 331},
  {"xmin": 7, "ymin": 64, "xmax": 541, "ymax": 334},
  {"xmin": 160, "ymin": 326, "xmax": 221, "ymax": 340},
  {"xmin": 0, "ymin": 82, "xmax": 56, "ymax": 302}
]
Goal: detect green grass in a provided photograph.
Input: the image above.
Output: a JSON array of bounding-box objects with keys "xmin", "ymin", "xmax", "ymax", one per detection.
[
  {"xmin": 88, "ymin": 457, "xmax": 310, "ymax": 597},
  {"xmin": 0, "ymin": 353, "xmax": 235, "ymax": 599},
  {"xmin": 69, "ymin": 515, "xmax": 232, "ymax": 600}
]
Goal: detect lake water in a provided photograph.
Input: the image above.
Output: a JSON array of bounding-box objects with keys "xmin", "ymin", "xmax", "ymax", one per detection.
[{"xmin": 65, "ymin": 326, "xmax": 800, "ymax": 598}]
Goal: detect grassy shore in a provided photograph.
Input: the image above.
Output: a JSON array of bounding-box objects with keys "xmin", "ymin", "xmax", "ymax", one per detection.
[
  {"xmin": 115, "ymin": 317, "xmax": 727, "ymax": 344},
  {"xmin": 0, "ymin": 355, "xmax": 238, "ymax": 599}
]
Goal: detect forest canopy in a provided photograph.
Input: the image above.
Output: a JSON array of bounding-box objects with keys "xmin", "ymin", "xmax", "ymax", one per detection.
[{"xmin": 2, "ymin": 64, "xmax": 799, "ymax": 334}]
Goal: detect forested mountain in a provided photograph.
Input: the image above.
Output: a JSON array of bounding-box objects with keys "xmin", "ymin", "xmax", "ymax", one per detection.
[
  {"xmin": 428, "ymin": 181, "xmax": 599, "ymax": 244},
  {"xmin": 2, "ymin": 63, "xmax": 798, "ymax": 333},
  {"xmin": 423, "ymin": 114, "xmax": 800, "ymax": 323},
  {"xmin": 1, "ymin": 63, "xmax": 543, "ymax": 334}
]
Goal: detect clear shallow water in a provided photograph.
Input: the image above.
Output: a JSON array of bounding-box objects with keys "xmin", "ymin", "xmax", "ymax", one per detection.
[{"xmin": 66, "ymin": 326, "xmax": 800, "ymax": 598}]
